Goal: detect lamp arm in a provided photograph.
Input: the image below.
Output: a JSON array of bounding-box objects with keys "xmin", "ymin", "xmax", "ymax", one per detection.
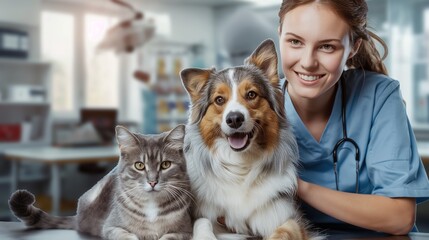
[{"xmin": 111, "ymin": 0, "xmax": 143, "ymax": 19}]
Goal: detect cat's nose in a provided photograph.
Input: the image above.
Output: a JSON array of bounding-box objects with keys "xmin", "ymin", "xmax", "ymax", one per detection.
[{"xmin": 149, "ymin": 181, "xmax": 158, "ymax": 188}]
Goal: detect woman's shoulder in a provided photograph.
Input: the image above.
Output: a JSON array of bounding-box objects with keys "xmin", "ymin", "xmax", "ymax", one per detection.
[{"xmin": 346, "ymin": 69, "xmax": 400, "ymax": 96}]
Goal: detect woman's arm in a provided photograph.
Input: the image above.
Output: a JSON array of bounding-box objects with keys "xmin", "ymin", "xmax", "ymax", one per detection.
[{"xmin": 298, "ymin": 179, "xmax": 416, "ymax": 235}]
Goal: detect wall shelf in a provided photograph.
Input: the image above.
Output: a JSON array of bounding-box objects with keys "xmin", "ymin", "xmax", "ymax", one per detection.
[
  {"xmin": 0, "ymin": 101, "xmax": 50, "ymax": 106},
  {"xmin": 0, "ymin": 58, "xmax": 49, "ymax": 67}
]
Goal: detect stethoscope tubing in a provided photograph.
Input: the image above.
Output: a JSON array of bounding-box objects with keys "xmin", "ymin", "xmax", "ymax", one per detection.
[{"xmin": 333, "ymin": 75, "xmax": 361, "ymax": 193}]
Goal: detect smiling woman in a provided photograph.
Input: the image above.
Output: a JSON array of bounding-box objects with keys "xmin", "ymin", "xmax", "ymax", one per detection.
[{"xmin": 277, "ymin": 0, "xmax": 429, "ymax": 235}]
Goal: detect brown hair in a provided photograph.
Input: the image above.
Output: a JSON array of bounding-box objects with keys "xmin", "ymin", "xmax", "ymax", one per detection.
[{"xmin": 278, "ymin": 0, "xmax": 388, "ymax": 75}]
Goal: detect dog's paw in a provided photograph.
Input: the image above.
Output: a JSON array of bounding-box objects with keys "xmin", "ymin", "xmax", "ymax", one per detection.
[
  {"xmin": 268, "ymin": 219, "xmax": 307, "ymax": 240},
  {"xmin": 192, "ymin": 218, "xmax": 217, "ymax": 240}
]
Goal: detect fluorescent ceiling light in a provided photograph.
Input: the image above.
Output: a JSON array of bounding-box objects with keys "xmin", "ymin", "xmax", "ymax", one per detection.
[{"xmin": 244, "ymin": 0, "xmax": 282, "ymax": 7}]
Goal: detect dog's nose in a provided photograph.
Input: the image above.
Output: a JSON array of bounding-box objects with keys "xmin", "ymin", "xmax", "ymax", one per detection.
[{"xmin": 226, "ymin": 112, "xmax": 245, "ymax": 129}]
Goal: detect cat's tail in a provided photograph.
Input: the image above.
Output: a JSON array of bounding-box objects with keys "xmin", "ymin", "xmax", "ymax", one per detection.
[{"xmin": 9, "ymin": 189, "xmax": 76, "ymax": 229}]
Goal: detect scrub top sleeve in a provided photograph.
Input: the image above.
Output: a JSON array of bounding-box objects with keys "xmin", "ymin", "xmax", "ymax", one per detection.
[{"xmin": 366, "ymin": 81, "xmax": 429, "ymax": 201}]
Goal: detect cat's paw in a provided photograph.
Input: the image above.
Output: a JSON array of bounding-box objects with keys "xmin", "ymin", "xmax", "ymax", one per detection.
[
  {"xmin": 103, "ymin": 226, "xmax": 139, "ymax": 240},
  {"xmin": 160, "ymin": 233, "xmax": 192, "ymax": 240},
  {"xmin": 122, "ymin": 234, "xmax": 139, "ymax": 240}
]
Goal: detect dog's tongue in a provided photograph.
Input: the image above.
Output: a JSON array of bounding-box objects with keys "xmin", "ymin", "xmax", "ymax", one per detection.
[{"xmin": 228, "ymin": 134, "xmax": 248, "ymax": 149}]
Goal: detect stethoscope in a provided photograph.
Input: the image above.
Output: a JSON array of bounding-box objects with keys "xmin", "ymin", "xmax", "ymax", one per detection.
[
  {"xmin": 283, "ymin": 74, "xmax": 361, "ymax": 193},
  {"xmin": 333, "ymin": 75, "xmax": 360, "ymax": 193}
]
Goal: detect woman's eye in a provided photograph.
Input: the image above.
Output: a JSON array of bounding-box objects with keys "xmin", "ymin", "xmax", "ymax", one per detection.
[
  {"xmin": 289, "ymin": 39, "xmax": 302, "ymax": 46},
  {"xmin": 247, "ymin": 91, "xmax": 257, "ymax": 100},
  {"xmin": 161, "ymin": 161, "xmax": 171, "ymax": 169},
  {"xmin": 320, "ymin": 44, "xmax": 335, "ymax": 52},
  {"xmin": 134, "ymin": 162, "xmax": 145, "ymax": 171},
  {"xmin": 215, "ymin": 96, "xmax": 225, "ymax": 105}
]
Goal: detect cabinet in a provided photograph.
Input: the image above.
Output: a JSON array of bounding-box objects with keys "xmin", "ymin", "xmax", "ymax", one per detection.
[
  {"xmin": 141, "ymin": 41, "xmax": 191, "ymax": 133},
  {"xmin": 0, "ymin": 59, "xmax": 52, "ymax": 151},
  {"xmin": 0, "ymin": 0, "xmax": 50, "ymax": 149}
]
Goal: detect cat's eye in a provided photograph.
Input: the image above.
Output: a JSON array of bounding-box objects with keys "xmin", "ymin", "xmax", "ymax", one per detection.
[
  {"xmin": 161, "ymin": 161, "xmax": 171, "ymax": 169},
  {"xmin": 134, "ymin": 162, "xmax": 145, "ymax": 171}
]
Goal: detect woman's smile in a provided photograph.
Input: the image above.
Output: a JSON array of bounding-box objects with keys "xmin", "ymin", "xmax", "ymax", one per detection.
[{"xmin": 296, "ymin": 71, "xmax": 326, "ymax": 82}]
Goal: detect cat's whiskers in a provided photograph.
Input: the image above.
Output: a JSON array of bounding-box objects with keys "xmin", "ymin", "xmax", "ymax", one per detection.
[
  {"xmin": 164, "ymin": 187, "xmax": 188, "ymax": 210},
  {"xmin": 161, "ymin": 183, "xmax": 191, "ymax": 209},
  {"xmin": 167, "ymin": 184, "xmax": 196, "ymax": 204}
]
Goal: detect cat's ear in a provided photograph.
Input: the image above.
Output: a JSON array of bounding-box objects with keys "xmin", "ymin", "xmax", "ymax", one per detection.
[
  {"xmin": 116, "ymin": 125, "xmax": 140, "ymax": 149},
  {"xmin": 164, "ymin": 124, "xmax": 185, "ymax": 151}
]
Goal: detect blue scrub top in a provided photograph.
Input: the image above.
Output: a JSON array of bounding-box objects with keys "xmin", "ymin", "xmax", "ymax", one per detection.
[{"xmin": 283, "ymin": 69, "xmax": 429, "ymax": 225}]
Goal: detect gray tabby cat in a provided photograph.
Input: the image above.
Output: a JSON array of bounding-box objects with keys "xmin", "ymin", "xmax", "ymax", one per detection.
[{"xmin": 9, "ymin": 125, "xmax": 193, "ymax": 240}]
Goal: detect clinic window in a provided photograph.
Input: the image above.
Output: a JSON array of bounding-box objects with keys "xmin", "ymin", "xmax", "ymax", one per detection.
[
  {"xmin": 413, "ymin": 6, "xmax": 429, "ymax": 125},
  {"xmin": 41, "ymin": 9, "xmax": 119, "ymax": 118},
  {"xmin": 41, "ymin": 11, "xmax": 75, "ymax": 114}
]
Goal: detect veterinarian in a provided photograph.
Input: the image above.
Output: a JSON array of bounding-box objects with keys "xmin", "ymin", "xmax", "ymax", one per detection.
[{"xmin": 278, "ymin": 0, "xmax": 429, "ymax": 235}]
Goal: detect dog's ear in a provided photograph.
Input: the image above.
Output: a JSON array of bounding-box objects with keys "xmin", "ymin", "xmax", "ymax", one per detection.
[
  {"xmin": 245, "ymin": 39, "xmax": 286, "ymax": 121},
  {"xmin": 180, "ymin": 68, "xmax": 214, "ymax": 123},
  {"xmin": 180, "ymin": 68, "xmax": 213, "ymax": 103},
  {"xmin": 244, "ymin": 39, "xmax": 278, "ymax": 86}
]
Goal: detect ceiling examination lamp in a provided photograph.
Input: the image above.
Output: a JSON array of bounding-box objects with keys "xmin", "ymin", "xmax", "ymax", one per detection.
[{"xmin": 97, "ymin": 0, "xmax": 155, "ymax": 83}]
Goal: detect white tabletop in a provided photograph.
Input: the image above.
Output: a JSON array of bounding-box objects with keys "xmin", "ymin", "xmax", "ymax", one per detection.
[
  {"xmin": 2, "ymin": 143, "xmax": 427, "ymax": 164},
  {"xmin": 0, "ymin": 221, "xmax": 100, "ymax": 240},
  {"xmin": 1, "ymin": 221, "xmax": 428, "ymax": 240},
  {"xmin": 2, "ymin": 146, "xmax": 120, "ymax": 164}
]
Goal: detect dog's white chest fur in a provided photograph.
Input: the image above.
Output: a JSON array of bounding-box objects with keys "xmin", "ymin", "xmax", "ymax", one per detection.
[{"xmin": 185, "ymin": 128, "xmax": 298, "ymax": 236}]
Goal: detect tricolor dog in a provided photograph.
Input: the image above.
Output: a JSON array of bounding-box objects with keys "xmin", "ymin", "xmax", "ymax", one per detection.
[{"xmin": 181, "ymin": 39, "xmax": 322, "ymax": 240}]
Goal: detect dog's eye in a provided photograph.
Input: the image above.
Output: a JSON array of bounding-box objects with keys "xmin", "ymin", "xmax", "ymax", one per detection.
[
  {"xmin": 215, "ymin": 96, "xmax": 225, "ymax": 105},
  {"xmin": 247, "ymin": 91, "xmax": 257, "ymax": 100}
]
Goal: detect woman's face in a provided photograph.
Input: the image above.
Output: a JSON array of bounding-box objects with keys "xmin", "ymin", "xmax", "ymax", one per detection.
[{"xmin": 279, "ymin": 3, "xmax": 356, "ymax": 101}]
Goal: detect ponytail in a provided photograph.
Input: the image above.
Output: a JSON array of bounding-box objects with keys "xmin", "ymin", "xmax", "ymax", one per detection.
[{"xmin": 347, "ymin": 30, "xmax": 389, "ymax": 75}]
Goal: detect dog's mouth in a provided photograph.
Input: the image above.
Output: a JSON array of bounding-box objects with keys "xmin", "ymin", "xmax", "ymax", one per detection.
[{"xmin": 227, "ymin": 131, "xmax": 254, "ymax": 151}]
